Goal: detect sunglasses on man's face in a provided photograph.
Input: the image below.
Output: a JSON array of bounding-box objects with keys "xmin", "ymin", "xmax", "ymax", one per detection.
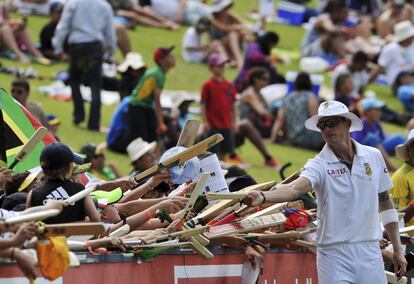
[{"xmin": 317, "ymin": 117, "xmax": 345, "ymax": 130}]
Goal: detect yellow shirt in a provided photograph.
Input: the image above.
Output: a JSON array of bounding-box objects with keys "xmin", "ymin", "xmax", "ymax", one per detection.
[{"xmin": 390, "ymin": 163, "xmax": 414, "ymax": 226}]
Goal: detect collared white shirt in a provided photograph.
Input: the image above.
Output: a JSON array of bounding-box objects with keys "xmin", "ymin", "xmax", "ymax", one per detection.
[{"xmin": 301, "ymin": 140, "xmax": 393, "ymax": 246}]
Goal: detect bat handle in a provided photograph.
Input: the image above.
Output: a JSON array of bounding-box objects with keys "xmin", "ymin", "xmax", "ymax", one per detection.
[{"xmin": 8, "ymin": 160, "xmax": 18, "ymax": 170}]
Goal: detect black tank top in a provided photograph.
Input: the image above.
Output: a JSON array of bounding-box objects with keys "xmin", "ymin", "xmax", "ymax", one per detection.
[{"xmin": 30, "ymin": 179, "xmax": 86, "ymax": 224}]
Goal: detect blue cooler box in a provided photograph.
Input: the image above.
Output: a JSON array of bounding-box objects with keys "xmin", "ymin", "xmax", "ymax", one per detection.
[
  {"xmin": 277, "ymin": 1, "xmax": 306, "ymax": 26},
  {"xmin": 286, "ymin": 71, "xmax": 324, "ymax": 96}
]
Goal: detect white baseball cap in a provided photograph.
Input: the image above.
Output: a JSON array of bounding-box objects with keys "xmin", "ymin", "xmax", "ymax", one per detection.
[{"xmin": 305, "ymin": 100, "xmax": 363, "ymax": 132}]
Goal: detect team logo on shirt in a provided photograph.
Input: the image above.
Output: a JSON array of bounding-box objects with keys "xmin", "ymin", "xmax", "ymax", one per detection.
[
  {"xmin": 43, "ymin": 186, "xmax": 74, "ymax": 206},
  {"xmin": 322, "ymin": 102, "xmax": 330, "ymax": 110},
  {"xmin": 364, "ymin": 163, "xmax": 373, "ymax": 176}
]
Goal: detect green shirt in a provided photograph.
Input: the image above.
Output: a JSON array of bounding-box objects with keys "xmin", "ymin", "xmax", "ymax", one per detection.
[{"xmin": 129, "ymin": 66, "xmax": 166, "ymax": 107}]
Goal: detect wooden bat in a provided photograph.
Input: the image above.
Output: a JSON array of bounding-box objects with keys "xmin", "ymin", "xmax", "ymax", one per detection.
[
  {"xmin": 186, "ymin": 181, "xmax": 276, "ymax": 227},
  {"xmin": 9, "ymin": 127, "xmax": 48, "ymax": 169},
  {"xmin": 205, "ymin": 192, "xmax": 247, "ymax": 200},
  {"xmin": 147, "ymin": 225, "xmax": 209, "ymax": 244},
  {"xmin": 62, "ymin": 186, "xmax": 95, "ymax": 206},
  {"xmin": 109, "ymin": 224, "xmax": 130, "ymax": 237},
  {"xmin": 131, "ymin": 134, "xmax": 223, "ymax": 184},
  {"xmin": 206, "ymin": 213, "xmax": 286, "ymax": 239},
  {"xmin": 182, "ymin": 173, "xmax": 209, "ymax": 220},
  {"xmin": 72, "ymin": 163, "xmax": 92, "ymax": 175},
  {"xmin": 38, "ymin": 222, "xmax": 105, "ymax": 237},
  {"xmin": 399, "ymin": 225, "xmax": 414, "ymax": 235},
  {"xmin": 177, "ymin": 119, "xmax": 201, "ymax": 147},
  {"xmin": 243, "ymin": 202, "xmax": 288, "ymax": 220},
  {"xmin": 385, "ymin": 271, "xmax": 407, "ymax": 284},
  {"xmin": 5, "ymin": 209, "xmax": 61, "ymax": 225}
]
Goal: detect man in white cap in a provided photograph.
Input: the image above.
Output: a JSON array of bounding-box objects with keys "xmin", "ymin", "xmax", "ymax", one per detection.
[
  {"xmin": 243, "ymin": 100, "xmax": 407, "ymax": 283},
  {"xmin": 371, "ymin": 20, "xmax": 414, "ymax": 85},
  {"xmin": 390, "ymin": 130, "xmax": 414, "ymax": 227}
]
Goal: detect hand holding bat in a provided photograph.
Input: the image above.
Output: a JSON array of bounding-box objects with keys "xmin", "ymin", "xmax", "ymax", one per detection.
[{"xmin": 243, "ymin": 191, "xmax": 265, "ymax": 207}]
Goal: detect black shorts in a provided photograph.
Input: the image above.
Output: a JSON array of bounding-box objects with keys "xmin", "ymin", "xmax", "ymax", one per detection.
[{"xmin": 208, "ymin": 128, "xmax": 235, "ymax": 155}]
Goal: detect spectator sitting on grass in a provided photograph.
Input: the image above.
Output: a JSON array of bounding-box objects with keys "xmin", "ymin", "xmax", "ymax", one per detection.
[
  {"xmin": 270, "ymin": 72, "xmax": 324, "ymax": 150},
  {"xmin": 11, "ymin": 78, "xmax": 49, "ymax": 128},
  {"xmin": 331, "ymin": 51, "xmax": 370, "ymax": 95},
  {"xmin": 234, "ymin": 31, "xmax": 284, "ymax": 92},
  {"xmin": 393, "ymin": 71, "xmax": 414, "ymax": 113},
  {"xmin": 300, "ymin": 0, "xmax": 348, "ymax": 53},
  {"xmin": 80, "ymin": 143, "xmax": 121, "ymax": 181},
  {"xmin": 302, "ymin": 30, "xmax": 347, "ymax": 65},
  {"xmin": 376, "ymin": 0, "xmax": 412, "ymax": 40},
  {"xmin": 0, "ymin": 3, "xmax": 50, "ymax": 63},
  {"xmin": 182, "ymin": 17, "xmax": 228, "ymax": 64},
  {"xmin": 39, "ymin": 2, "xmax": 65, "ymax": 60},
  {"xmin": 334, "ymin": 73, "xmax": 360, "ymax": 116},
  {"xmin": 352, "ymin": 97, "xmax": 405, "ymax": 172}
]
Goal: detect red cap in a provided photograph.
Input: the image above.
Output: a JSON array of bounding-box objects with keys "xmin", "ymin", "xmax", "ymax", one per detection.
[{"xmin": 153, "ymin": 46, "xmax": 175, "ymax": 64}]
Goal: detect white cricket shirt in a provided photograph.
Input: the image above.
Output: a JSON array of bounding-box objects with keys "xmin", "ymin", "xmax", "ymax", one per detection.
[{"xmin": 301, "ymin": 140, "xmax": 393, "ymax": 246}]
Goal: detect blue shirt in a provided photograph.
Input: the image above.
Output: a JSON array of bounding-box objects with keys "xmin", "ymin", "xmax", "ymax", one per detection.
[
  {"xmin": 352, "ymin": 118, "xmax": 385, "ymax": 147},
  {"xmin": 53, "ymin": 0, "xmax": 116, "ymax": 58},
  {"xmin": 107, "ymin": 97, "xmax": 130, "ymax": 146},
  {"xmin": 398, "ymin": 85, "xmax": 414, "ymax": 112}
]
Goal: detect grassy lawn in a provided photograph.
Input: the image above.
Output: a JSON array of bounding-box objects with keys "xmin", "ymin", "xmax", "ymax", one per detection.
[{"xmin": 3, "ymin": 0, "xmax": 407, "ymax": 182}]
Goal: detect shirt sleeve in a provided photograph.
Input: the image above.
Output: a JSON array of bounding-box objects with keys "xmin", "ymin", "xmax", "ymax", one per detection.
[
  {"xmin": 300, "ymin": 157, "xmax": 322, "ymax": 192},
  {"xmin": 52, "ymin": 0, "xmax": 76, "ymax": 54},
  {"xmin": 377, "ymin": 151, "xmax": 393, "ymax": 193},
  {"xmin": 378, "ymin": 45, "xmax": 392, "ymax": 68}
]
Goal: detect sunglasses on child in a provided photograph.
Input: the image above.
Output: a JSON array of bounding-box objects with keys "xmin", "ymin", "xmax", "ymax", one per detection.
[{"xmin": 316, "ymin": 117, "xmax": 346, "ymax": 130}]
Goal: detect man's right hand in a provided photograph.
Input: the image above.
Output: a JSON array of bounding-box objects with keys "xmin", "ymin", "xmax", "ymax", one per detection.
[
  {"xmin": 158, "ymin": 199, "xmax": 186, "ymax": 213},
  {"xmin": 12, "ymin": 223, "xmax": 37, "ymax": 247},
  {"xmin": 243, "ymin": 191, "xmax": 264, "ymax": 207},
  {"xmin": 148, "ymin": 172, "xmax": 171, "ymax": 189}
]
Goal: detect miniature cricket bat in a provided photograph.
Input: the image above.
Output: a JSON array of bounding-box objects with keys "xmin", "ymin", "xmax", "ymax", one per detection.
[
  {"xmin": 9, "ymin": 127, "xmax": 48, "ymax": 169},
  {"xmin": 62, "ymin": 186, "xmax": 95, "ymax": 206},
  {"xmin": 206, "ymin": 212, "xmax": 286, "ymax": 239},
  {"xmin": 5, "ymin": 209, "xmax": 61, "ymax": 225},
  {"xmin": 131, "ymin": 134, "xmax": 223, "ymax": 184},
  {"xmin": 187, "ymin": 181, "xmax": 276, "ymax": 227},
  {"xmin": 182, "ymin": 173, "xmax": 210, "ymax": 220},
  {"xmin": 109, "ymin": 224, "xmax": 130, "ymax": 237},
  {"xmin": 385, "ymin": 270, "xmax": 407, "ymax": 284},
  {"xmin": 38, "ymin": 222, "xmax": 105, "ymax": 237},
  {"xmin": 177, "ymin": 119, "xmax": 201, "ymax": 147},
  {"xmin": 399, "ymin": 225, "xmax": 414, "ymax": 235},
  {"xmin": 206, "ymin": 192, "xmax": 247, "ymax": 200}
]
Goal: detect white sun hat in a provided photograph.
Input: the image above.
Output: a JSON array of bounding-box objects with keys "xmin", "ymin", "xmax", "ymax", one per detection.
[
  {"xmin": 117, "ymin": 52, "xmax": 146, "ymax": 73},
  {"xmin": 304, "ymin": 100, "xmax": 363, "ymax": 132},
  {"xmin": 212, "ymin": 0, "xmax": 233, "ymax": 13},
  {"xmin": 393, "ymin": 20, "xmax": 414, "ymax": 43},
  {"xmin": 127, "ymin": 137, "xmax": 157, "ymax": 162},
  {"xmin": 395, "ymin": 129, "xmax": 414, "ymax": 161}
]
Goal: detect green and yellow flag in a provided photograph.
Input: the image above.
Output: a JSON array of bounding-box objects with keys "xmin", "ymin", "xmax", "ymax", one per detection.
[{"xmin": 0, "ymin": 88, "xmax": 56, "ymax": 172}]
